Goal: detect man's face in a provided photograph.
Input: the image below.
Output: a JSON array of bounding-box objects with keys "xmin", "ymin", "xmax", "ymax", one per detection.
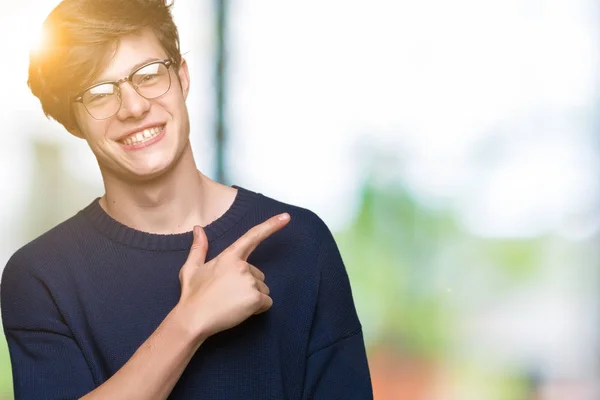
[{"xmin": 73, "ymin": 29, "xmax": 191, "ymax": 182}]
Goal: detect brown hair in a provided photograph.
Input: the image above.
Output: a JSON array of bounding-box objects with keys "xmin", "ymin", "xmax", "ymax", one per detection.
[{"xmin": 28, "ymin": 0, "xmax": 182, "ymax": 133}]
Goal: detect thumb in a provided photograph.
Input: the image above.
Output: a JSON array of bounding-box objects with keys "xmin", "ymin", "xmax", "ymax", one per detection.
[{"xmin": 187, "ymin": 225, "xmax": 208, "ymax": 266}]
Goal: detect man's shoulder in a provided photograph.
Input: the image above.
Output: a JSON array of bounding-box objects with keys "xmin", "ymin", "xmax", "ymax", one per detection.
[
  {"xmin": 248, "ymin": 188, "xmax": 333, "ymax": 244},
  {"xmin": 6, "ymin": 208, "xmax": 92, "ymax": 274}
]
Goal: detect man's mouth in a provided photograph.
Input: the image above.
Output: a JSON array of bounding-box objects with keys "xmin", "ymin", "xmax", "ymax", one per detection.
[{"xmin": 119, "ymin": 125, "xmax": 165, "ymax": 146}]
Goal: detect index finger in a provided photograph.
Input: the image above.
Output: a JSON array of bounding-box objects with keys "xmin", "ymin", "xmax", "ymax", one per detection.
[{"xmin": 228, "ymin": 213, "xmax": 290, "ymax": 260}]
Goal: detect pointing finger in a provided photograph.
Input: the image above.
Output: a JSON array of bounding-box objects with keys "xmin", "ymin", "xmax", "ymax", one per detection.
[{"xmin": 229, "ymin": 213, "xmax": 290, "ymax": 261}]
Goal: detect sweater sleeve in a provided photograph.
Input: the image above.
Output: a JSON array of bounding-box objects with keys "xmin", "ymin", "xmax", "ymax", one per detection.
[
  {"xmin": 1, "ymin": 258, "xmax": 96, "ymax": 400},
  {"xmin": 302, "ymin": 223, "xmax": 373, "ymax": 400}
]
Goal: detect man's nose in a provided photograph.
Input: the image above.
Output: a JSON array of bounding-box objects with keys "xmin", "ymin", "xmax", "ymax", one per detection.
[{"xmin": 116, "ymin": 82, "xmax": 151, "ymax": 120}]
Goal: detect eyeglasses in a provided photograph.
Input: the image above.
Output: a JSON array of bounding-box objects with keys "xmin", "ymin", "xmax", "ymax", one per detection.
[{"xmin": 74, "ymin": 59, "xmax": 174, "ymax": 120}]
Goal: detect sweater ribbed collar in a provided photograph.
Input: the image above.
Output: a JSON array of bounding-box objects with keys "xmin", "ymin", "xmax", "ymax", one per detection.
[{"xmin": 80, "ymin": 185, "xmax": 257, "ymax": 251}]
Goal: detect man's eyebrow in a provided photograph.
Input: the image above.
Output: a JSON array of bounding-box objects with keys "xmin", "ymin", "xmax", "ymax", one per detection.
[
  {"xmin": 128, "ymin": 58, "xmax": 163, "ymax": 73},
  {"xmin": 92, "ymin": 57, "xmax": 162, "ymax": 85}
]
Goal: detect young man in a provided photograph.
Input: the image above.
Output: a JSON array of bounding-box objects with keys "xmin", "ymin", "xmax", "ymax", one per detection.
[{"xmin": 1, "ymin": 0, "xmax": 372, "ymax": 399}]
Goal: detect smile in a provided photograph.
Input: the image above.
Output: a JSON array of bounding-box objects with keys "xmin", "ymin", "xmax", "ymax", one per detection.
[{"xmin": 119, "ymin": 125, "xmax": 165, "ymax": 146}]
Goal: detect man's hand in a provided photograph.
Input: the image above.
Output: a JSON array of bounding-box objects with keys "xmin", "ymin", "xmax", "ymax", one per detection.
[{"xmin": 176, "ymin": 213, "xmax": 291, "ymax": 341}]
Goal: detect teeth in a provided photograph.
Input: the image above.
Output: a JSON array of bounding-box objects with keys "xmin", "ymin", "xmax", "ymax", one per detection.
[{"xmin": 120, "ymin": 126, "xmax": 163, "ymax": 146}]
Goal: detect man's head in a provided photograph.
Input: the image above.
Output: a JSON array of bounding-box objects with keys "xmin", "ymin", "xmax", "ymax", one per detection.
[{"xmin": 29, "ymin": 0, "xmax": 193, "ymax": 180}]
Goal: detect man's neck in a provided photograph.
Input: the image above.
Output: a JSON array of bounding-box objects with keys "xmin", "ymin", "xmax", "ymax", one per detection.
[{"xmin": 98, "ymin": 145, "xmax": 236, "ymax": 235}]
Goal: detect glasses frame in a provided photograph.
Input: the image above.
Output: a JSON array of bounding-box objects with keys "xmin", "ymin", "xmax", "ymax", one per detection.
[{"xmin": 73, "ymin": 58, "xmax": 174, "ymax": 120}]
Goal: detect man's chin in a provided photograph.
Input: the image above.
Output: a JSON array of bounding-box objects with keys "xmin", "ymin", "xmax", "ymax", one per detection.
[{"xmin": 100, "ymin": 162, "xmax": 173, "ymax": 185}]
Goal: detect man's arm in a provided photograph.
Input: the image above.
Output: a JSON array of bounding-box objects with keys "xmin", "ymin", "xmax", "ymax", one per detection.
[
  {"xmin": 2, "ymin": 303, "xmax": 205, "ymax": 400},
  {"xmin": 302, "ymin": 221, "xmax": 373, "ymax": 400},
  {"xmin": 2, "ymin": 213, "xmax": 290, "ymax": 400},
  {"xmin": 79, "ymin": 306, "xmax": 204, "ymax": 400},
  {"xmin": 2, "ymin": 260, "xmax": 97, "ymax": 399}
]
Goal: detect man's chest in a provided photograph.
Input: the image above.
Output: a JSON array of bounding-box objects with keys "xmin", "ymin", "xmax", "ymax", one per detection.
[{"xmin": 55, "ymin": 247, "xmax": 315, "ymax": 398}]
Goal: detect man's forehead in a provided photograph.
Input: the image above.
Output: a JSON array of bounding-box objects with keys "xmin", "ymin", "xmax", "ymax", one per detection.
[{"xmin": 95, "ymin": 31, "xmax": 167, "ymax": 82}]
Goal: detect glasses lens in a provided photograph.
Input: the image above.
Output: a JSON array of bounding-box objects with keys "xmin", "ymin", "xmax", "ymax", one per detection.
[
  {"xmin": 82, "ymin": 83, "xmax": 120, "ymax": 120},
  {"xmin": 132, "ymin": 62, "xmax": 171, "ymax": 100},
  {"xmin": 79, "ymin": 61, "xmax": 172, "ymax": 120}
]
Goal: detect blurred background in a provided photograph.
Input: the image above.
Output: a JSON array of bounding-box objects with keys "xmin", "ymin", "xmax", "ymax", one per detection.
[{"xmin": 1, "ymin": 0, "xmax": 599, "ymax": 399}]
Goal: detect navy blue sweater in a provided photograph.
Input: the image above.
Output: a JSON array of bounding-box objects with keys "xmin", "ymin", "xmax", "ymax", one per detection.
[{"xmin": 1, "ymin": 186, "xmax": 372, "ymax": 399}]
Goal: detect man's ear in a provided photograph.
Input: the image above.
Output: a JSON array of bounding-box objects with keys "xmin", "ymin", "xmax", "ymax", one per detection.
[{"xmin": 177, "ymin": 58, "xmax": 190, "ymax": 100}]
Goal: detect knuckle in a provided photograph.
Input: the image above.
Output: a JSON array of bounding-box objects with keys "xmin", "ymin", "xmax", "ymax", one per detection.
[
  {"xmin": 249, "ymin": 291, "xmax": 262, "ymax": 305},
  {"xmin": 237, "ymin": 261, "xmax": 250, "ymax": 273},
  {"xmin": 179, "ymin": 266, "xmax": 190, "ymax": 282},
  {"xmin": 249, "ymin": 275, "xmax": 258, "ymax": 287}
]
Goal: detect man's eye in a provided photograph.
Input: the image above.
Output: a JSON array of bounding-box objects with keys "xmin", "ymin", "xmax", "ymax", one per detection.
[
  {"xmin": 139, "ymin": 74, "xmax": 158, "ymax": 84},
  {"xmin": 88, "ymin": 93, "xmax": 112, "ymax": 104}
]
